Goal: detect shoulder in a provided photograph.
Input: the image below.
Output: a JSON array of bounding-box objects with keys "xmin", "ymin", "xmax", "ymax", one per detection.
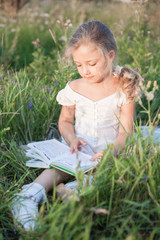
[{"xmin": 69, "ymin": 78, "xmax": 84, "ymax": 91}]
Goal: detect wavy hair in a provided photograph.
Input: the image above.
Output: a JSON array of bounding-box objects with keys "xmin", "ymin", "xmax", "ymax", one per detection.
[{"xmin": 65, "ymin": 21, "xmax": 143, "ymax": 100}]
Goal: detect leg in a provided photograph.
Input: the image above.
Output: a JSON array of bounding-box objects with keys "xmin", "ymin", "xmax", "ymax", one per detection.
[
  {"xmin": 34, "ymin": 168, "xmax": 73, "ymax": 193},
  {"xmin": 10, "ymin": 169, "xmax": 72, "ymax": 231}
]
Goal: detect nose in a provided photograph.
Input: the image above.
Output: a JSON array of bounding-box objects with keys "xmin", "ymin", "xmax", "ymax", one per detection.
[{"xmin": 82, "ymin": 65, "xmax": 90, "ymax": 75}]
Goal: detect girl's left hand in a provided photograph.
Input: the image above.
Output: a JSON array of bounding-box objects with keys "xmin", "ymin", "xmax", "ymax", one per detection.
[{"xmin": 90, "ymin": 150, "xmax": 104, "ymax": 161}]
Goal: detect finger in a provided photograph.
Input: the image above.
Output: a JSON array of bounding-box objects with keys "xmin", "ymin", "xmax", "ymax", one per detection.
[
  {"xmin": 70, "ymin": 146, "xmax": 74, "ymax": 154},
  {"xmin": 90, "ymin": 151, "xmax": 103, "ymax": 161},
  {"xmin": 90, "ymin": 153, "xmax": 99, "ymax": 161},
  {"xmin": 99, "ymin": 151, "xmax": 104, "ymax": 157},
  {"xmin": 79, "ymin": 139, "xmax": 87, "ymax": 146}
]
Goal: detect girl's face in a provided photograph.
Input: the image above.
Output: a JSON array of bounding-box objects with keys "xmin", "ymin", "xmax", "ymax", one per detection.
[{"xmin": 72, "ymin": 43, "xmax": 115, "ymax": 84}]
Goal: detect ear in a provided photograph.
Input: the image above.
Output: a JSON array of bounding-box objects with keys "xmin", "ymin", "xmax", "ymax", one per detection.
[{"xmin": 109, "ymin": 50, "xmax": 115, "ymax": 61}]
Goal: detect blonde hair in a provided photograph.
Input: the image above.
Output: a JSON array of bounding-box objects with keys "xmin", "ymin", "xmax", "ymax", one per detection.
[
  {"xmin": 116, "ymin": 66, "xmax": 143, "ymax": 101},
  {"xmin": 65, "ymin": 21, "xmax": 142, "ymax": 100}
]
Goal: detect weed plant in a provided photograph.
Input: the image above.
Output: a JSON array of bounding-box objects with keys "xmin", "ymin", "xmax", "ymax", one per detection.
[{"xmin": 0, "ymin": 0, "xmax": 160, "ymax": 239}]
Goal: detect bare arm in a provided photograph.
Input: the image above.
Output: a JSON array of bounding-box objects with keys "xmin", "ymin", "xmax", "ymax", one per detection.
[
  {"xmin": 58, "ymin": 105, "xmax": 87, "ymax": 152},
  {"xmin": 113, "ymin": 101, "xmax": 135, "ymax": 151},
  {"xmin": 58, "ymin": 105, "xmax": 76, "ymax": 145}
]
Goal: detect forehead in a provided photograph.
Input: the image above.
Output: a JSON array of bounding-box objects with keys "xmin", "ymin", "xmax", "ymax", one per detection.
[{"xmin": 72, "ymin": 43, "xmax": 103, "ymax": 62}]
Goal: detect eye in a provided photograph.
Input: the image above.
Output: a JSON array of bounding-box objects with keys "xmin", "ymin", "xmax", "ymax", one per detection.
[
  {"xmin": 89, "ymin": 63, "xmax": 96, "ymax": 66},
  {"xmin": 75, "ymin": 64, "xmax": 81, "ymax": 68}
]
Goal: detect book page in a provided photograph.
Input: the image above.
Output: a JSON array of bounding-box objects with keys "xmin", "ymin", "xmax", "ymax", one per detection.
[
  {"xmin": 26, "ymin": 159, "xmax": 50, "ymax": 168},
  {"xmin": 26, "ymin": 149, "xmax": 45, "ymax": 161},
  {"xmin": 53, "ymin": 150, "xmax": 98, "ymax": 171},
  {"xmin": 27, "ymin": 139, "xmax": 69, "ymax": 162},
  {"xmin": 26, "ymin": 139, "xmax": 98, "ymax": 174}
]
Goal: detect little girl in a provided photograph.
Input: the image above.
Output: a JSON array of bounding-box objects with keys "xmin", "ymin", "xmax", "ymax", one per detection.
[{"xmin": 11, "ymin": 20, "xmax": 142, "ymax": 231}]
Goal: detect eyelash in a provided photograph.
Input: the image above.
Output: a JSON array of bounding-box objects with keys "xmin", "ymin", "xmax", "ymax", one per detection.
[{"xmin": 76, "ymin": 63, "xmax": 96, "ymax": 68}]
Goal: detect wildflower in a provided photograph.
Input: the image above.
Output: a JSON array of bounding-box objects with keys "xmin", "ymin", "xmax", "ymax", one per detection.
[
  {"xmin": 19, "ymin": 122, "xmax": 22, "ymax": 125},
  {"xmin": 145, "ymin": 91, "xmax": 154, "ymax": 101},
  {"xmin": 32, "ymin": 38, "xmax": 40, "ymax": 48},
  {"xmin": 66, "ymin": 19, "xmax": 71, "ymax": 24},
  {"xmin": 28, "ymin": 102, "xmax": 33, "ymax": 109},
  {"xmin": 56, "ymin": 20, "xmax": 60, "ymax": 24},
  {"xmin": 147, "ymin": 31, "xmax": 151, "ymax": 35},
  {"xmin": 10, "ymin": 78, "xmax": 13, "ymax": 82},
  {"xmin": 0, "ymin": 76, "xmax": 3, "ymax": 80},
  {"xmin": 114, "ymin": 151, "xmax": 119, "ymax": 156},
  {"xmin": 117, "ymin": 178, "xmax": 123, "ymax": 183},
  {"xmin": 4, "ymin": 231, "xmax": 9, "ymax": 238},
  {"xmin": 60, "ymin": 36, "xmax": 67, "ymax": 42},
  {"xmin": 68, "ymin": 23, "xmax": 73, "ymax": 28},
  {"xmin": 45, "ymin": 85, "xmax": 52, "ymax": 91},
  {"xmin": 11, "ymin": 28, "xmax": 16, "ymax": 32},
  {"xmin": 153, "ymin": 80, "xmax": 157, "ymax": 87},
  {"xmin": 55, "ymin": 78, "xmax": 59, "ymax": 86},
  {"xmin": 146, "ymin": 80, "xmax": 152, "ymax": 89}
]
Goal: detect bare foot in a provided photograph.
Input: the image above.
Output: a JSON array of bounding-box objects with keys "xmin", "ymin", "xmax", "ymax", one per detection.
[{"xmin": 56, "ymin": 183, "xmax": 79, "ymax": 202}]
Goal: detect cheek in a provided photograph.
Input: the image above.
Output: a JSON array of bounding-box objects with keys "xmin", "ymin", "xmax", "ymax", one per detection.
[{"xmin": 77, "ymin": 68, "xmax": 83, "ymax": 76}]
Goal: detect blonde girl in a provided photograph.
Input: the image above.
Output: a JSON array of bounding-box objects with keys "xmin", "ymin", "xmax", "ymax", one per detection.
[{"xmin": 11, "ymin": 21, "xmax": 142, "ymax": 231}]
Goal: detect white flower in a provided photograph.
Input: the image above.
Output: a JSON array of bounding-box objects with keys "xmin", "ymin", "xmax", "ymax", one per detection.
[
  {"xmin": 68, "ymin": 23, "xmax": 73, "ymax": 28},
  {"xmin": 60, "ymin": 36, "xmax": 67, "ymax": 42},
  {"xmin": 66, "ymin": 19, "xmax": 71, "ymax": 24},
  {"xmin": 145, "ymin": 91, "xmax": 154, "ymax": 101}
]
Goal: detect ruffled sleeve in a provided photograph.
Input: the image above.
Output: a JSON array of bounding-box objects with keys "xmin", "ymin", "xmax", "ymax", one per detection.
[
  {"xmin": 56, "ymin": 82, "xmax": 76, "ymax": 106},
  {"xmin": 118, "ymin": 89, "xmax": 133, "ymax": 106}
]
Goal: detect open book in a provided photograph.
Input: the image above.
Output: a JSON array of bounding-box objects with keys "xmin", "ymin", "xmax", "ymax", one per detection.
[{"xmin": 24, "ymin": 139, "xmax": 98, "ymax": 176}]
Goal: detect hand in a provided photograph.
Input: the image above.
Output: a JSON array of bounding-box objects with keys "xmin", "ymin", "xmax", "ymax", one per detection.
[
  {"xmin": 90, "ymin": 150, "xmax": 104, "ymax": 161},
  {"xmin": 70, "ymin": 137, "xmax": 87, "ymax": 154}
]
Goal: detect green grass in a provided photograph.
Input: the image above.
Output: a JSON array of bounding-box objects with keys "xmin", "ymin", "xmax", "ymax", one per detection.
[{"xmin": 0, "ymin": 0, "xmax": 160, "ymax": 239}]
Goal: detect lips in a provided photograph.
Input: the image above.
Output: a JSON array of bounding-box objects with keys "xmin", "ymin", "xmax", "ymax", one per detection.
[{"xmin": 85, "ymin": 76, "xmax": 94, "ymax": 79}]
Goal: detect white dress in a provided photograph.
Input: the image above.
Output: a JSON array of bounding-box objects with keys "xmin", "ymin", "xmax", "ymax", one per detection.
[{"xmin": 56, "ymin": 82, "xmax": 130, "ymax": 153}]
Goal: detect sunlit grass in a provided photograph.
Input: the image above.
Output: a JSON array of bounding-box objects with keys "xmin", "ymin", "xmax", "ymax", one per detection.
[{"xmin": 0, "ymin": 0, "xmax": 160, "ymax": 239}]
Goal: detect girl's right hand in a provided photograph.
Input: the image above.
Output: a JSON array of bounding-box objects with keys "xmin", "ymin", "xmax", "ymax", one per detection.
[{"xmin": 70, "ymin": 137, "xmax": 87, "ymax": 154}]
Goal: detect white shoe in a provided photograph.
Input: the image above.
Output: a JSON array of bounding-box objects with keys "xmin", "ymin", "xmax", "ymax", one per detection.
[{"xmin": 10, "ymin": 182, "xmax": 46, "ymax": 231}]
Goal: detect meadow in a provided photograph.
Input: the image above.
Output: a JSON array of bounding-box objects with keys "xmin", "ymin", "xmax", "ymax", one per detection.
[{"xmin": 0, "ymin": 0, "xmax": 160, "ymax": 239}]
